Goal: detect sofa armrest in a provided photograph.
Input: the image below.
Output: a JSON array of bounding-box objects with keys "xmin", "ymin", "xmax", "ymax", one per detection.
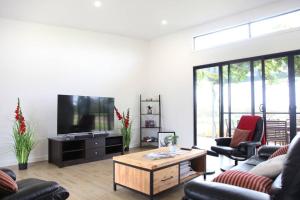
[
  {"xmin": 3, "ymin": 178, "xmax": 69, "ymax": 200},
  {"xmin": 215, "ymin": 137, "xmax": 231, "ymax": 146},
  {"xmin": 0, "ymin": 168, "xmax": 16, "ymax": 181},
  {"xmin": 184, "ymin": 179, "xmax": 271, "ymax": 200},
  {"xmin": 257, "ymin": 146, "xmax": 280, "ymax": 159}
]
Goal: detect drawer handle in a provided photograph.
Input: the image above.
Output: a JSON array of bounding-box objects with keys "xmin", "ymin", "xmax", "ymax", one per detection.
[{"xmin": 161, "ymin": 176, "xmax": 174, "ymax": 182}]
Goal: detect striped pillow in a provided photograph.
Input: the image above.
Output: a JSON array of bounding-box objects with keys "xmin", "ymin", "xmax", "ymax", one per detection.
[
  {"xmin": 269, "ymin": 145, "xmax": 289, "ymax": 159},
  {"xmin": 0, "ymin": 170, "xmax": 18, "ymax": 193},
  {"xmin": 213, "ymin": 170, "xmax": 273, "ymax": 193}
]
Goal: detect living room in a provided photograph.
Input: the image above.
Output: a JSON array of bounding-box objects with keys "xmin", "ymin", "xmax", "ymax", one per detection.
[{"xmin": 1, "ymin": 0, "xmax": 300, "ymax": 200}]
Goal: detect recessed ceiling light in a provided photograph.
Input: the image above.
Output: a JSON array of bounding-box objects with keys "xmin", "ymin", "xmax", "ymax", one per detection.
[
  {"xmin": 94, "ymin": 1, "xmax": 102, "ymax": 8},
  {"xmin": 161, "ymin": 20, "xmax": 168, "ymax": 25}
]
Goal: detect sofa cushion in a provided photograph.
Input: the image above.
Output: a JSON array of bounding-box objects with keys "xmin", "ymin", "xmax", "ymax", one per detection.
[
  {"xmin": 230, "ymin": 129, "xmax": 250, "ymax": 148},
  {"xmin": 213, "ymin": 170, "xmax": 273, "ymax": 193},
  {"xmin": 269, "ymin": 145, "xmax": 288, "ymax": 159},
  {"xmin": 0, "ymin": 170, "xmax": 18, "ymax": 194},
  {"xmin": 249, "ymin": 154, "xmax": 286, "ymax": 179}
]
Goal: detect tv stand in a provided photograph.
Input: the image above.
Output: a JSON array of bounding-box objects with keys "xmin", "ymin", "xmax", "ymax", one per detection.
[{"xmin": 48, "ymin": 134, "xmax": 123, "ymax": 167}]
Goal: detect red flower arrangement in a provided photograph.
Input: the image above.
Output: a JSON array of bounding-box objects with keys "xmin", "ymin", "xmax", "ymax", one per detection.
[
  {"xmin": 114, "ymin": 106, "xmax": 131, "ymax": 151},
  {"xmin": 15, "ymin": 99, "xmax": 26, "ymax": 134},
  {"xmin": 13, "ymin": 98, "xmax": 35, "ymax": 170}
]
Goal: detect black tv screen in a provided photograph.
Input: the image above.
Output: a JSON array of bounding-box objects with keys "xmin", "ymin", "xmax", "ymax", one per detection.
[{"xmin": 57, "ymin": 95, "xmax": 114, "ymax": 134}]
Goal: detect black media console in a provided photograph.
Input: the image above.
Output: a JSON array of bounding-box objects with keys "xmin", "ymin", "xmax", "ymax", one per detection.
[{"xmin": 48, "ymin": 134, "xmax": 123, "ymax": 167}]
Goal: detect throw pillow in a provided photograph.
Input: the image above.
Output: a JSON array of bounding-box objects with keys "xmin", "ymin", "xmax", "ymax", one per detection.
[
  {"xmin": 249, "ymin": 154, "xmax": 286, "ymax": 179},
  {"xmin": 269, "ymin": 145, "xmax": 289, "ymax": 159},
  {"xmin": 0, "ymin": 170, "xmax": 18, "ymax": 193},
  {"xmin": 230, "ymin": 128, "xmax": 250, "ymax": 148},
  {"xmin": 213, "ymin": 170, "xmax": 273, "ymax": 193}
]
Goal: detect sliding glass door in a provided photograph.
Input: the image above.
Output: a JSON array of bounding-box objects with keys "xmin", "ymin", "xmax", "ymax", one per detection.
[
  {"xmin": 229, "ymin": 62, "xmax": 252, "ymax": 135},
  {"xmin": 264, "ymin": 57, "xmax": 290, "ymax": 144},
  {"xmin": 194, "ymin": 50, "xmax": 300, "ymax": 146},
  {"xmin": 195, "ymin": 67, "xmax": 220, "ymax": 149}
]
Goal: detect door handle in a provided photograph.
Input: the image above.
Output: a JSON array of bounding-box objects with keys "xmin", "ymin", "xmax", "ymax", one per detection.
[{"xmin": 259, "ymin": 104, "xmax": 264, "ymax": 112}]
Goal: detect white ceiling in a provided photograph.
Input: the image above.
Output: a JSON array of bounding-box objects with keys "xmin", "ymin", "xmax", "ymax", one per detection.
[{"xmin": 0, "ymin": 0, "xmax": 280, "ymax": 40}]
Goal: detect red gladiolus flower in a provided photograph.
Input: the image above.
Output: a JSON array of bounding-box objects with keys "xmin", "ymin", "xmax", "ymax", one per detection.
[
  {"xmin": 19, "ymin": 121, "xmax": 26, "ymax": 134},
  {"xmin": 14, "ymin": 98, "xmax": 27, "ymax": 135},
  {"xmin": 114, "ymin": 107, "xmax": 123, "ymax": 120},
  {"xmin": 124, "ymin": 109, "xmax": 130, "ymax": 128},
  {"xmin": 126, "ymin": 109, "xmax": 130, "ymax": 120},
  {"xmin": 15, "ymin": 105, "xmax": 20, "ymax": 120},
  {"xmin": 125, "ymin": 119, "xmax": 129, "ymax": 128}
]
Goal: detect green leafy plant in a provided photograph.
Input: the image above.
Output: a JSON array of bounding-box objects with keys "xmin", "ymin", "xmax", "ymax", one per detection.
[
  {"xmin": 114, "ymin": 107, "xmax": 132, "ymax": 151},
  {"xmin": 13, "ymin": 98, "xmax": 35, "ymax": 166},
  {"xmin": 166, "ymin": 134, "xmax": 179, "ymax": 145}
]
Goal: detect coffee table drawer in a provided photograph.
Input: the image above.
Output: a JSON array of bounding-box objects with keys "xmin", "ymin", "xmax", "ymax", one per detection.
[{"xmin": 153, "ymin": 165, "xmax": 179, "ymax": 194}]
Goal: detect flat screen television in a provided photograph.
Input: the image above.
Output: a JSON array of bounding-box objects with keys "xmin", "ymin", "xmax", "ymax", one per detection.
[{"xmin": 57, "ymin": 95, "xmax": 114, "ymax": 134}]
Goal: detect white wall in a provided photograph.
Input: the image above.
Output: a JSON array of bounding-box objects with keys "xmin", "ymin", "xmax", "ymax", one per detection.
[
  {"xmin": 0, "ymin": 18, "xmax": 148, "ymax": 167},
  {"xmin": 145, "ymin": 0, "xmax": 300, "ymax": 147}
]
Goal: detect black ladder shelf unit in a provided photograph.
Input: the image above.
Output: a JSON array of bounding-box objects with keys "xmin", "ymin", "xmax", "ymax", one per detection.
[{"xmin": 140, "ymin": 94, "xmax": 161, "ymax": 148}]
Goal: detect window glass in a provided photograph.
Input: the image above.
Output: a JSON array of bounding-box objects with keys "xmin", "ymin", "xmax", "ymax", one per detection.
[
  {"xmin": 194, "ymin": 25, "xmax": 249, "ymax": 50},
  {"xmin": 194, "ymin": 10, "xmax": 300, "ymax": 50},
  {"xmin": 251, "ymin": 10, "xmax": 300, "ymax": 37}
]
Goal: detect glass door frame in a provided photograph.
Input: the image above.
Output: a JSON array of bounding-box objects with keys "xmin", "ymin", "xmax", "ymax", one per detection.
[{"xmin": 193, "ymin": 49, "xmax": 300, "ymax": 146}]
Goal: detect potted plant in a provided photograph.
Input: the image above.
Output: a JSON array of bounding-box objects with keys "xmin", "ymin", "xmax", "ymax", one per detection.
[
  {"xmin": 166, "ymin": 134, "xmax": 179, "ymax": 153},
  {"xmin": 114, "ymin": 107, "xmax": 132, "ymax": 152},
  {"xmin": 13, "ymin": 98, "xmax": 35, "ymax": 170}
]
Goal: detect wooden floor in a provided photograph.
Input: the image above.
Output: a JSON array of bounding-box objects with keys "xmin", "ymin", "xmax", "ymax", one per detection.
[{"xmin": 8, "ymin": 148, "xmax": 209, "ymax": 200}]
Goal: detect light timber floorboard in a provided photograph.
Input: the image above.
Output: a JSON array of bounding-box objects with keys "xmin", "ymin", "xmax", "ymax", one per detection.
[{"xmin": 7, "ymin": 148, "xmax": 204, "ymax": 200}]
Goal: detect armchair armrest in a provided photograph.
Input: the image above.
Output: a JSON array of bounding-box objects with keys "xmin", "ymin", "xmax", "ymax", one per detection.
[
  {"xmin": 0, "ymin": 168, "xmax": 16, "ymax": 181},
  {"xmin": 215, "ymin": 137, "xmax": 232, "ymax": 146},
  {"xmin": 257, "ymin": 146, "xmax": 280, "ymax": 159},
  {"xmin": 238, "ymin": 141, "xmax": 261, "ymax": 148},
  {"xmin": 184, "ymin": 179, "xmax": 271, "ymax": 200}
]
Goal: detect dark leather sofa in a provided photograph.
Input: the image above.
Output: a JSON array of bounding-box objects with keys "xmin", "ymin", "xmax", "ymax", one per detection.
[
  {"xmin": 183, "ymin": 134, "xmax": 300, "ymax": 200},
  {"xmin": 0, "ymin": 168, "xmax": 69, "ymax": 200}
]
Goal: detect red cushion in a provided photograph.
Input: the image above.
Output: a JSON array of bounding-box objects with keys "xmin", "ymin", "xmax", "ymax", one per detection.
[
  {"xmin": 0, "ymin": 170, "xmax": 18, "ymax": 193},
  {"xmin": 269, "ymin": 145, "xmax": 289, "ymax": 159},
  {"xmin": 213, "ymin": 170, "xmax": 273, "ymax": 193},
  {"xmin": 230, "ymin": 128, "xmax": 250, "ymax": 148}
]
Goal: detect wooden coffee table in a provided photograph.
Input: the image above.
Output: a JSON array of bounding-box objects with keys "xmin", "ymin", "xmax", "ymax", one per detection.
[{"xmin": 113, "ymin": 147, "xmax": 206, "ymax": 199}]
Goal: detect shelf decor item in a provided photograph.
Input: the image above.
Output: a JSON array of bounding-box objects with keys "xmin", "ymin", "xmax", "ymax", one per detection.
[
  {"xmin": 114, "ymin": 106, "xmax": 132, "ymax": 152},
  {"xmin": 147, "ymin": 105, "xmax": 153, "ymax": 114},
  {"xmin": 12, "ymin": 98, "xmax": 35, "ymax": 170}
]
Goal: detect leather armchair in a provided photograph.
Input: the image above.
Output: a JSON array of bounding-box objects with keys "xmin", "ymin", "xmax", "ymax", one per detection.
[
  {"xmin": 0, "ymin": 168, "xmax": 69, "ymax": 200},
  {"xmin": 211, "ymin": 116, "xmax": 264, "ymax": 166}
]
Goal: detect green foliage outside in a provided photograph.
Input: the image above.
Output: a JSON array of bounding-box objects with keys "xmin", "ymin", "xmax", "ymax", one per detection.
[{"xmin": 197, "ymin": 55, "xmax": 300, "ymax": 84}]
